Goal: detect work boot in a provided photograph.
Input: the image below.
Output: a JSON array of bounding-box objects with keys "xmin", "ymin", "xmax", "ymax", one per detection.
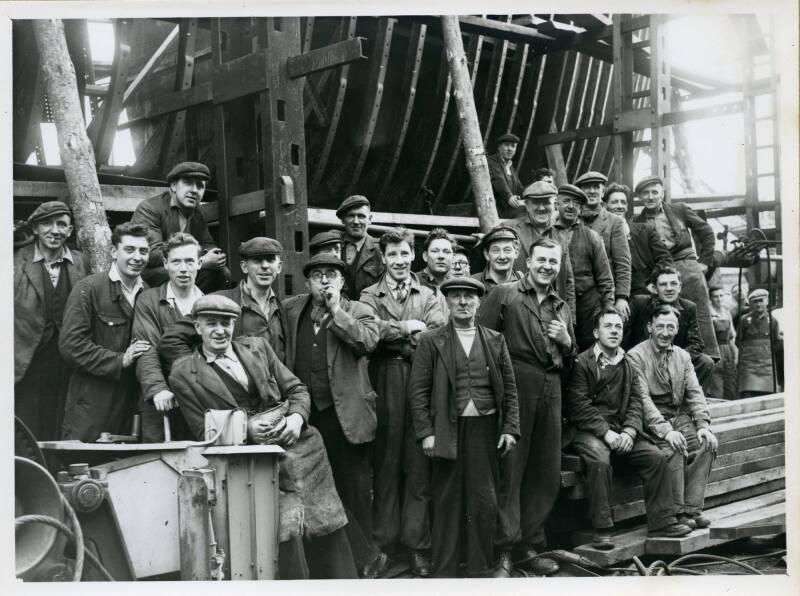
[
  {"xmin": 409, "ymin": 550, "xmax": 432, "ymax": 577},
  {"xmin": 590, "ymin": 527, "xmax": 616, "ymax": 551},
  {"xmin": 648, "ymin": 522, "xmax": 693, "ymax": 538},
  {"xmin": 515, "ymin": 547, "xmax": 559, "ymax": 576},
  {"xmin": 677, "ymin": 514, "xmax": 697, "ymax": 530},
  {"xmin": 690, "ymin": 513, "xmax": 712, "ymax": 529},
  {"xmin": 492, "ymin": 551, "xmax": 513, "ymax": 578},
  {"xmin": 361, "ymin": 551, "xmax": 390, "ymax": 579}
]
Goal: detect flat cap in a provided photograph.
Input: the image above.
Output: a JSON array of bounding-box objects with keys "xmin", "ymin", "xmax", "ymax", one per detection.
[
  {"xmin": 239, "ymin": 237, "xmax": 283, "ymax": 258},
  {"xmin": 27, "ymin": 201, "xmax": 71, "ymax": 225},
  {"xmin": 192, "ymin": 294, "xmax": 241, "ymax": 318},
  {"xmin": 497, "ymin": 133, "xmax": 520, "ymax": 144},
  {"xmin": 303, "ymin": 253, "xmax": 347, "ymax": 277},
  {"xmin": 634, "ymin": 175, "xmax": 664, "ymax": 195},
  {"xmin": 453, "ymin": 243, "xmax": 469, "ymax": 256},
  {"xmin": 481, "ymin": 225, "xmax": 519, "ymax": 248},
  {"xmin": 440, "ymin": 277, "xmax": 485, "ymax": 297},
  {"xmin": 167, "ymin": 161, "xmax": 211, "ymax": 182},
  {"xmin": 557, "ymin": 184, "xmax": 588, "ymax": 204},
  {"xmin": 335, "ymin": 195, "xmax": 371, "ymax": 218},
  {"xmin": 522, "ymin": 180, "xmax": 558, "ymax": 200},
  {"xmin": 309, "ymin": 230, "xmax": 343, "ymax": 251},
  {"xmin": 574, "ymin": 171, "xmax": 608, "ymax": 187},
  {"xmin": 748, "ymin": 288, "xmax": 769, "ymax": 302}
]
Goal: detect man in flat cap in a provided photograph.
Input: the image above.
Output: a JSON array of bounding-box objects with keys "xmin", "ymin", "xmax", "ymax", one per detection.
[
  {"xmin": 337, "ymin": 195, "xmax": 385, "ymax": 298},
  {"xmin": 14, "ymin": 201, "xmax": 88, "ymax": 440},
  {"xmin": 487, "ymin": 133, "xmax": 525, "ymax": 219},
  {"xmin": 309, "ymin": 230, "xmax": 343, "ymax": 259},
  {"xmin": 131, "ymin": 161, "xmax": 229, "ymax": 293},
  {"xmin": 60, "ymin": 222, "xmax": 152, "ymax": 442},
  {"xmin": 471, "ymin": 225, "xmax": 524, "ymax": 295},
  {"xmin": 531, "ymin": 167, "xmax": 555, "ymax": 185},
  {"xmin": 132, "ymin": 232, "xmax": 204, "ymax": 442},
  {"xmin": 631, "ymin": 175, "xmax": 720, "ymax": 363},
  {"xmin": 553, "ymin": 184, "xmax": 616, "ymax": 352},
  {"xmin": 736, "ymin": 288, "xmax": 783, "ymax": 397},
  {"xmin": 576, "ymin": 171, "xmax": 632, "ymax": 322},
  {"xmin": 282, "ymin": 254, "xmax": 388, "ymax": 578},
  {"xmin": 409, "ymin": 277, "xmax": 519, "ymax": 578},
  {"xmin": 167, "ymin": 294, "xmax": 357, "ymax": 579},
  {"xmin": 450, "ymin": 244, "xmax": 471, "ymax": 278}
]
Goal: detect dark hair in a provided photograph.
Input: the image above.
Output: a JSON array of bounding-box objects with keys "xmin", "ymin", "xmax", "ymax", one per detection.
[
  {"xmin": 379, "ymin": 227, "xmax": 415, "ymax": 253},
  {"xmin": 112, "ymin": 222, "xmax": 149, "ymax": 246},
  {"xmin": 708, "ymin": 285, "xmax": 724, "ymax": 295},
  {"xmin": 422, "ymin": 227, "xmax": 455, "ymax": 252},
  {"xmin": 603, "ymin": 182, "xmax": 631, "ymax": 203},
  {"xmin": 532, "ymin": 167, "xmax": 555, "ymax": 181},
  {"xmin": 528, "ymin": 237, "xmax": 560, "ymax": 255},
  {"xmin": 164, "ymin": 232, "xmax": 202, "ymax": 258},
  {"xmin": 649, "ymin": 304, "xmax": 680, "ymax": 323},
  {"xmin": 649, "ymin": 264, "xmax": 682, "ymax": 286},
  {"xmin": 593, "ymin": 308, "xmax": 622, "ymax": 330}
]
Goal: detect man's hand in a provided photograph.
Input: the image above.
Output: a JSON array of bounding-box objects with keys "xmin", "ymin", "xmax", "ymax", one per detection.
[
  {"xmin": 153, "ymin": 389, "xmax": 176, "ymax": 412},
  {"xmin": 323, "ymin": 285, "xmax": 342, "ymax": 315},
  {"xmin": 697, "ymin": 428, "xmax": 718, "ymax": 453},
  {"xmin": 508, "ymin": 195, "xmax": 522, "ymax": 209},
  {"xmin": 615, "ymin": 432, "xmax": 634, "ymax": 454},
  {"xmin": 403, "ymin": 319, "xmax": 428, "ymax": 335},
  {"xmin": 664, "ymin": 430, "xmax": 689, "ymax": 457},
  {"xmin": 200, "ymin": 248, "xmax": 227, "ymax": 270},
  {"xmin": 603, "ymin": 429, "xmax": 621, "ymax": 449},
  {"xmin": 276, "ymin": 413, "xmax": 304, "ymax": 447},
  {"xmin": 247, "ymin": 418, "xmax": 272, "ymax": 444},
  {"xmin": 615, "ymin": 298, "xmax": 630, "ymax": 322},
  {"xmin": 122, "ymin": 339, "xmax": 151, "ymax": 368},
  {"xmin": 546, "ymin": 319, "xmax": 571, "ymax": 348},
  {"xmin": 422, "ymin": 436, "xmax": 435, "ymax": 458},
  {"xmin": 497, "ymin": 434, "xmax": 517, "ymax": 457}
]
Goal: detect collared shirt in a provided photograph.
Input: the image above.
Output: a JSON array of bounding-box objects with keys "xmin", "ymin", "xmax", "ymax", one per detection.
[
  {"xmin": 169, "ymin": 194, "xmax": 190, "ymax": 233},
  {"xmin": 385, "ymin": 274, "xmax": 410, "ymax": 301},
  {"xmin": 108, "ymin": 262, "xmax": 144, "ymax": 307},
  {"xmin": 593, "ymin": 343, "xmax": 625, "ymax": 369},
  {"xmin": 642, "ymin": 208, "xmax": 676, "ymax": 250},
  {"xmin": 502, "ymin": 159, "xmax": 512, "ymax": 176},
  {"xmin": 33, "ymin": 243, "xmax": 74, "ymax": 287},
  {"xmin": 166, "ymin": 282, "xmax": 204, "ymax": 317},
  {"xmin": 242, "ymin": 281, "xmax": 277, "ymax": 320},
  {"xmin": 344, "ymin": 236, "xmax": 367, "ymax": 265},
  {"xmin": 204, "ymin": 346, "xmax": 249, "ymax": 389}
]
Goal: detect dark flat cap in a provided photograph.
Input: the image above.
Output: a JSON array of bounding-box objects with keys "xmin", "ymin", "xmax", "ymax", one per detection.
[
  {"xmin": 192, "ymin": 294, "xmax": 241, "ymax": 318},
  {"xmin": 482, "ymin": 225, "xmax": 519, "ymax": 248},
  {"xmin": 574, "ymin": 171, "xmax": 608, "ymax": 186},
  {"xmin": 634, "ymin": 175, "xmax": 664, "ymax": 194},
  {"xmin": 557, "ymin": 184, "xmax": 588, "ymax": 204},
  {"xmin": 303, "ymin": 253, "xmax": 347, "ymax": 277},
  {"xmin": 27, "ymin": 201, "xmax": 71, "ymax": 225},
  {"xmin": 309, "ymin": 230, "xmax": 343, "ymax": 251},
  {"xmin": 453, "ymin": 243, "xmax": 469, "ymax": 256},
  {"xmin": 167, "ymin": 161, "xmax": 210, "ymax": 182},
  {"xmin": 522, "ymin": 181, "xmax": 558, "ymax": 200},
  {"xmin": 440, "ymin": 277, "xmax": 485, "ymax": 297},
  {"xmin": 239, "ymin": 237, "xmax": 283, "ymax": 258},
  {"xmin": 497, "ymin": 133, "xmax": 520, "ymax": 144},
  {"xmin": 335, "ymin": 195, "xmax": 371, "ymax": 218}
]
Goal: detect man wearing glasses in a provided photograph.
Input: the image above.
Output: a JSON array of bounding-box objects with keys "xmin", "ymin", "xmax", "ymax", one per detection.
[
  {"xmin": 450, "ymin": 245, "xmax": 471, "ymax": 278},
  {"xmin": 471, "ymin": 225, "xmax": 524, "ymax": 296}
]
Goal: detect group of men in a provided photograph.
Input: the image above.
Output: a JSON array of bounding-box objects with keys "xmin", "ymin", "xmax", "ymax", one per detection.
[{"xmin": 13, "ymin": 154, "xmax": 781, "ymax": 579}]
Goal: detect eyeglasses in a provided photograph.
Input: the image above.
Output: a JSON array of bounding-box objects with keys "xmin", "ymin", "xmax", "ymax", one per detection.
[
  {"xmin": 309, "ymin": 269, "xmax": 341, "ymax": 282},
  {"xmin": 452, "ymin": 259, "xmax": 468, "ymax": 268}
]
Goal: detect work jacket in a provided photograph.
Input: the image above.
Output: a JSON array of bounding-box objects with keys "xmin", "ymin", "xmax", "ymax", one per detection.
[
  {"xmin": 629, "ymin": 222, "xmax": 673, "ymax": 295},
  {"xmin": 632, "ymin": 201, "xmax": 716, "ymax": 268},
  {"xmin": 624, "ymin": 295, "xmax": 705, "ymax": 359},
  {"xmin": 487, "ymin": 152, "xmax": 525, "ymax": 219},
  {"xmin": 343, "ymin": 234, "xmax": 385, "ymax": 298},
  {"xmin": 554, "ymin": 220, "xmax": 615, "ymax": 307},
  {"xmin": 582, "ymin": 208, "xmax": 631, "ymax": 299}
]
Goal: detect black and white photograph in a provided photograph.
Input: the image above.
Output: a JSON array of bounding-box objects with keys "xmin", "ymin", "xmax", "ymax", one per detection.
[{"xmin": 5, "ymin": 1, "xmax": 797, "ymax": 593}]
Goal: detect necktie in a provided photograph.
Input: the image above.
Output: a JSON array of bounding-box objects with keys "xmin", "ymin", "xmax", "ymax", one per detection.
[{"xmin": 396, "ymin": 281, "xmax": 408, "ymax": 303}]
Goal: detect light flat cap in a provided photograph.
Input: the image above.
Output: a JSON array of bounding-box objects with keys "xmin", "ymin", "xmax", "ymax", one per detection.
[
  {"xmin": 239, "ymin": 237, "xmax": 283, "ymax": 258},
  {"xmin": 634, "ymin": 175, "xmax": 664, "ymax": 195},
  {"xmin": 497, "ymin": 133, "xmax": 520, "ymax": 144},
  {"xmin": 335, "ymin": 195, "xmax": 371, "ymax": 218},
  {"xmin": 440, "ymin": 277, "xmax": 485, "ymax": 297},
  {"xmin": 557, "ymin": 184, "xmax": 588, "ymax": 204},
  {"xmin": 748, "ymin": 288, "xmax": 769, "ymax": 302},
  {"xmin": 522, "ymin": 180, "xmax": 558, "ymax": 200},
  {"xmin": 303, "ymin": 253, "xmax": 347, "ymax": 277},
  {"xmin": 574, "ymin": 171, "xmax": 608, "ymax": 186},
  {"xmin": 27, "ymin": 201, "xmax": 71, "ymax": 225},
  {"xmin": 167, "ymin": 161, "xmax": 211, "ymax": 182},
  {"xmin": 309, "ymin": 230, "xmax": 343, "ymax": 251},
  {"xmin": 192, "ymin": 294, "xmax": 241, "ymax": 318}
]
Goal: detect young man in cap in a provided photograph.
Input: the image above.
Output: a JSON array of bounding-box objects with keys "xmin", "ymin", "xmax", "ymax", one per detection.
[
  {"xmin": 575, "ymin": 171, "xmax": 632, "ymax": 321},
  {"xmin": 564, "ymin": 309, "xmax": 692, "ymax": 550},
  {"xmin": 131, "ymin": 161, "xmax": 229, "ymax": 293},
  {"xmin": 631, "ymin": 175, "xmax": 720, "ymax": 362},
  {"xmin": 167, "ymin": 294, "xmax": 357, "ymax": 579},
  {"xmin": 487, "ymin": 133, "xmax": 525, "ymax": 219},
  {"xmin": 14, "ymin": 201, "xmax": 88, "ymax": 440},
  {"xmin": 132, "ymin": 232, "xmax": 204, "ymax": 442},
  {"xmin": 479, "ymin": 237, "xmax": 576, "ymax": 577},
  {"xmin": 450, "ymin": 244, "xmax": 471, "ymax": 278},
  {"xmin": 60, "ymin": 223, "xmax": 152, "ymax": 442},
  {"xmin": 554, "ymin": 184, "xmax": 616, "ymax": 352},
  {"xmin": 416, "ymin": 227, "xmax": 455, "ymax": 291},
  {"xmin": 309, "ymin": 230, "xmax": 343, "ymax": 259},
  {"xmin": 471, "ymin": 225, "xmax": 525, "ymax": 293},
  {"xmin": 409, "ymin": 277, "xmax": 519, "ymax": 578},
  {"xmin": 628, "ymin": 305, "xmax": 718, "ymax": 531},
  {"xmin": 282, "ymin": 253, "xmax": 387, "ymax": 578},
  {"xmin": 736, "ymin": 288, "xmax": 783, "ymax": 397},
  {"xmin": 337, "ymin": 195, "xmax": 385, "ymax": 298},
  {"xmin": 359, "ymin": 227, "xmax": 446, "ymax": 577}
]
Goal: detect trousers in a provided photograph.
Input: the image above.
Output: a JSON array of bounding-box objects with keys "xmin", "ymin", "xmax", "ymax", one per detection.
[
  {"xmin": 278, "ymin": 527, "xmax": 358, "ymax": 579},
  {"xmin": 673, "ymin": 259, "xmax": 720, "ymax": 360}
]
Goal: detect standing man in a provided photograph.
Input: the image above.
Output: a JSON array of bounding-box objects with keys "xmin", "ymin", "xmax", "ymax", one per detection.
[
  {"xmin": 628, "ymin": 305, "xmax": 718, "ymax": 531},
  {"xmin": 409, "ymin": 277, "xmax": 519, "ymax": 577},
  {"xmin": 450, "ymin": 244, "xmax": 471, "ymax": 278},
  {"xmin": 131, "ymin": 161, "xmax": 229, "ymax": 293},
  {"xmin": 632, "ymin": 175, "xmax": 719, "ymax": 361},
  {"xmin": 309, "ymin": 230, "xmax": 343, "ymax": 259},
  {"xmin": 487, "ymin": 133, "xmax": 525, "ymax": 219},
  {"xmin": 416, "ymin": 227, "xmax": 455, "ymax": 291},
  {"xmin": 132, "ymin": 232, "xmax": 204, "ymax": 442},
  {"xmin": 709, "ymin": 285, "xmax": 738, "ymax": 401},
  {"xmin": 471, "ymin": 225, "xmax": 524, "ymax": 294},
  {"xmin": 479, "ymin": 238, "xmax": 576, "ymax": 577},
  {"xmin": 60, "ymin": 223, "xmax": 152, "ymax": 442},
  {"xmin": 282, "ymin": 253, "xmax": 388, "ymax": 578},
  {"xmin": 532, "ymin": 167, "xmax": 555, "ymax": 185},
  {"xmin": 360, "ymin": 227, "xmax": 446, "ymax": 577},
  {"xmin": 337, "ymin": 195, "xmax": 385, "ymax": 298},
  {"xmin": 575, "ymin": 172, "xmax": 631, "ymax": 321},
  {"xmin": 553, "ymin": 184, "xmax": 615, "ymax": 352},
  {"xmin": 15, "ymin": 201, "xmax": 88, "ymax": 440},
  {"xmin": 736, "ymin": 288, "xmax": 783, "ymax": 397}
]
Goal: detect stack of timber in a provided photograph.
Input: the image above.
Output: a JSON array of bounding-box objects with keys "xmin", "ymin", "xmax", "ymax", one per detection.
[{"xmin": 557, "ymin": 393, "xmax": 786, "ymax": 566}]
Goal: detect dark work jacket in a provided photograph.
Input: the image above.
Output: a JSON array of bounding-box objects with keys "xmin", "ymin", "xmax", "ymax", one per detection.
[
  {"xmin": 632, "ymin": 201, "xmax": 715, "ymax": 267},
  {"xmin": 624, "ymin": 295, "xmax": 705, "ymax": 358},
  {"xmin": 629, "ymin": 222, "xmax": 673, "ymax": 296},
  {"xmin": 555, "ymin": 220, "xmax": 615, "ymax": 308},
  {"xmin": 409, "ymin": 323, "xmax": 520, "ymax": 460},
  {"xmin": 582, "ymin": 208, "xmax": 631, "ymax": 299},
  {"xmin": 14, "ymin": 243, "xmax": 88, "ymax": 382},
  {"xmin": 344, "ymin": 234, "xmax": 385, "ymax": 299},
  {"xmin": 487, "ymin": 153, "xmax": 524, "ymax": 219},
  {"xmin": 564, "ymin": 347, "xmax": 644, "ymax": 444}
]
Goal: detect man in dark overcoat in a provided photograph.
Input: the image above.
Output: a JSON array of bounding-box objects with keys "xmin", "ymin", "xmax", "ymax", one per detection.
[
  {"xmin": 487, "ymin": 133, "xmax": 525, "ymax": 219},
  {"xmin": 337, "ymin": 195, "xmax": 385, "ymax": 298}
]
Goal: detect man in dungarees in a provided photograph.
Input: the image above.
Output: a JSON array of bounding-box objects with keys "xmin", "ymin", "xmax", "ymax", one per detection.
[{"xmin": 736, "ymin": 289, "xmax": 783, "ymax": 398}]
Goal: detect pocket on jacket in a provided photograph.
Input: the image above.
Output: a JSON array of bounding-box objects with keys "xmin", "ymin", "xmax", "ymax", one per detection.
[{"xmin": 94, "ymin": 312, "xmax": 130, "ymax": 351}]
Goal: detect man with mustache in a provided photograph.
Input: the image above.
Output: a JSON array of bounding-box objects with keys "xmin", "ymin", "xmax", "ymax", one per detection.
[
  {"xmin": 338, "ymin": 195, "xmax": 385, "ymax": 298},
  {"xmin": 487, "ymin": 133, "xmax": 525, "ymax": 219},
  {"xmin": 131, "ymin": 161, "xmax": 229, "ymax": 293},
  {"xmin": 471, "ymin": 225, "xmax": 524, "ymax": 295},
  {"xmin": 479, "ymin": 237, "xmax": 576, "ymax": 577},
  {"xmin": 60, "ymin": 222, "xmax": 152, "ymax": 442},
  {"xmin": 132, "ymin": 232, "xmax": 204, "ymax": 442},
  {"xmin": 360, "ymin": 227, "xmax": 446, "ymax": 577},
  {"xmin": 15, "ymin": 201, "xmax": 87, "ymax": 440},
  {"xmin": 553, "ymin": 184, "xmax": 615, "ymax": 352}
]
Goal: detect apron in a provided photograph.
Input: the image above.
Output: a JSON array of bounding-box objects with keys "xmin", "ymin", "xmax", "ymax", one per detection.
[{"xmin": 738, "ymin": 337, "xmax": 775, "ymax": 394}]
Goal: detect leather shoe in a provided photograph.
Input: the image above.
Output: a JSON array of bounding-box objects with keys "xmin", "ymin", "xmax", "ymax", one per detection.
[
  {"xmin": 516, "ymin": 547, "xmax": 560, "ymax": 576},
  {"xmin": 361, "ymin": 551, "xmax": 390, "ymax": 579},
  {"xmin": 409, "ymin": 550, "xmax": 432, "ymax": 578},
  {"xmin": 591, "ymin": 528, "xmax": 616, "ymax": 551},
  {"xmin": 691, "ymin": 514, "xmax": 711, "ymax": 529},
  {"xmin": 648, "ymin": 522, "xmax": 693, "ymax": 538},
  {"xmin": 678, "ymin": 514, "xmax": 697, "ymax": 530},
  {"xmin": 492, "ymin": 551, "xmax": 513, "ymax": 578}
]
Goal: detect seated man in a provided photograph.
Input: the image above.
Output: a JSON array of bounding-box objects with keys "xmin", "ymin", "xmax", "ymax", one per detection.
[
  {"xmin": 168, "ymin": 294, "xmax": 357, "ymax": 579},
  {"xmin": 564, "ymin": 310, "xmax": 692, "ymax": 549},
  {"xmin": 487, "ymin": 133, "xmax": 525, "ymax": 219},
  {"xmin": 628, "ymin": 305, "xmax": 718, "ymax": 530}
]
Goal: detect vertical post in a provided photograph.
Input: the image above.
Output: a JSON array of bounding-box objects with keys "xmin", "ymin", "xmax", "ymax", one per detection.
[
  {"xmin": 612, "ymin": 15, "xmax": 636, "ymax": 214},
  {"xmin": 440, "ymin": 15, "xmax": 499, "ymax": 232},
  {"xmin": 178, "ymin": 472, "xmax": 212, "ymax": 580},
  {"xmin": 649, "ymin": 15, "xmax": 672, "ymax": 197},
  {"xmin": 742, "ymin": 30, "xmax": 759, "ymax": 232}
]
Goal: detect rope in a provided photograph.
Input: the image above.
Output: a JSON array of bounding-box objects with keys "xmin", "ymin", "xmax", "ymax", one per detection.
[{"xmin": 668, "ymin": 553, "xmax": 764, "ymax": 575}]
